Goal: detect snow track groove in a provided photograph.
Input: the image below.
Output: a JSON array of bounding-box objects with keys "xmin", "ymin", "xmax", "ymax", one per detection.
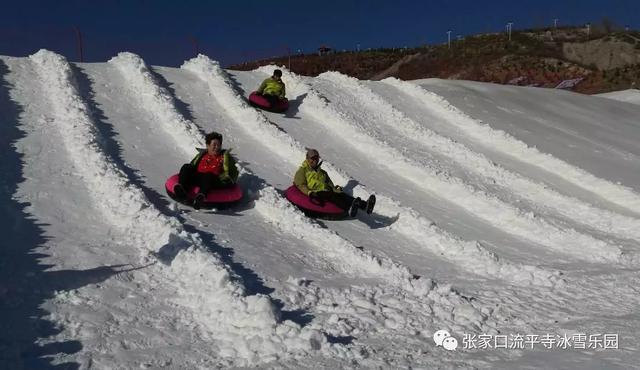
[
  {"xmin": 28, "ymin": 49, "xmax": 326, "ymax": 366},
  {"xmin": 384, "ymin": 77, "xmax": 640, "ymax": 217},
  {"xmin": 181, "ymin": 56, "xmax": 561, "ymax": 288},
  {"xmin": 320, "ymin": 72, "xmax": 640, "ymax": 245},
  {"xmin": 276, "ymin": 68, "xmax": 633, "ymax": 266}
]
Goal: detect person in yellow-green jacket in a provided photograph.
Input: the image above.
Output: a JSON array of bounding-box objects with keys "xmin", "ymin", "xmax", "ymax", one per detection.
[
  {"xmin": 256, "ymin": 69, "xmax": 286, "ymax": 107},
  {"xmin": 294, "ymin": 148, "xmax": 375, "ymax": 217},
  {"xmin": 173, "ymin": 132, "xmax": 239, "ymax": 209}
]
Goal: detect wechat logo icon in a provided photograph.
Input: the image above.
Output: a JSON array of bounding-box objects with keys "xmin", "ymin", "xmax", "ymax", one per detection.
[{"xmin": 433, "ymin": 329, "xmax": 458, "ymax": 351}]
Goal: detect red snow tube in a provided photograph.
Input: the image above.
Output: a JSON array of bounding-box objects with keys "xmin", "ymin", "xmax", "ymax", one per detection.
[
  {"xmin": 248, "ymin": 92, "xmax": 289, "ymax": 113},
  {"xmin": 285, "ymin": 185, "xmax": 347, "ymax": 219},
  {"xmin": 165, "ymin": 174, "xmax": 243, "ymax": 208}
]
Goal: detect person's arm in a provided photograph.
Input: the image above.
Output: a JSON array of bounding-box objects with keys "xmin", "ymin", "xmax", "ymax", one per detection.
[
  {"xmin": 280, "ymin": 82, "xmax": 286, "ymax": 99},
  {"xmin": 294, "ymin": 167, "xmax": 311, "ymax": 195},
  {"xmin": 221, "ymin": 150, "xmax": 239, "ymax": 184},
  {"xmin": 256, "ymin": 79, "xmax": 268, "ymax": 94},
  {"xmin": 189, "ymin": 151, "xmax": 204, "ymax": 167},
  {"xmin": 324, "ymin": 171, "xmax": 337, "ymax": 191}
]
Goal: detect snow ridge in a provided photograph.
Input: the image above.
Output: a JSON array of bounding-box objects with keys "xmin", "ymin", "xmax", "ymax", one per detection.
[
  {"xmin": 319, "ymin": 71, "xmax": 640, "ymax": 244},
  {"xmin": 280, "ymin": 68, "xmax": 631, "ymax": 266},
  {"xmin": 28, "ymin": 49, "xmax": 325, "ymax": 366},
  {"xmin": 384, "ymin": 77, "xmax": 640, "ymax": 217},
  {"xmin": 108, "ymin": 52, "xmax": 203, "ymax": 153}
]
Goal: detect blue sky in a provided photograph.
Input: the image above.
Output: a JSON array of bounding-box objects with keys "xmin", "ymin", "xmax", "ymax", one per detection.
[{"xmin": 1, "ymin": 0, "xmax": 638, "ymax": 67}]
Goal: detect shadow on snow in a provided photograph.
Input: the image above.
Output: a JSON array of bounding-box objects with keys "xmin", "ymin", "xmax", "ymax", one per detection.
[{"xmin": 0, "ymin": 59, "xmax": 129, "ymax": 369}]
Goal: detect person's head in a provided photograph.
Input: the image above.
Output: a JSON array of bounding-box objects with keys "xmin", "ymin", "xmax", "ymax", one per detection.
[
  {"xmin": 306, "ymin": 148, "xmax": 320, "ymax": 168},
  {"xmin": 273, "ymin": 69, "xmax": 282, "ymax": 80},
  {"xmin": 205, "ymin": 131, "xmax": 223, "ymax": 154}
]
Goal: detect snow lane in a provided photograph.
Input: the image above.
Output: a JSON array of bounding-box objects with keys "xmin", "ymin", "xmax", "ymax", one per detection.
[
  {"xmin": 384, "ymin": 78, "xmax": 640, "ymax": 217},
  {"xmin": 28, "ymin": 50, "xmax": 326, "ymax": 366},
  {"xmin": 318, "ymin": 71, "xmax": 640, "ymax": 245},
  {"xmin": 281, "ymin": 68, "xmax": 631, "ymax": 266},
  {"xmin": 182, "ymin": 56, "xmax": 561, "ymax": 288}
]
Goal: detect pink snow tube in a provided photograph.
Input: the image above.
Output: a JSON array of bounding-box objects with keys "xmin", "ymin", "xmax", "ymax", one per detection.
[
  {"xmin": 165, "ymin": 174, "xmax": 243, "ymax": 206},
  {"xmin": 248, "ymin": 92, "xmax": 289, "ymax": 113},
  {"xmin": 285, "ymin": 185, "xmax": 347, "ymax": 218}
]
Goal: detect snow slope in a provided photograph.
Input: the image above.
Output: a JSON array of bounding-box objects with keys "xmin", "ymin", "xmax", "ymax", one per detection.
[
  {"xmin": 598, "ymin": 89, "xmax": 640, "ymax": 106},
  {"xmin": 2, "ymin": 51, "xmax": 640, "ymax": 369}
]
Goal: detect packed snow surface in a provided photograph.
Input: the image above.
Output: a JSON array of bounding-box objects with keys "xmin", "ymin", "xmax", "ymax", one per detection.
[
  {"xmin": 2, "ymin": 51, "xmax": 640, "ymax": 369},
  {"xmin": 598, "ymin": 88, "xmax": 640, "ymax": 105}
]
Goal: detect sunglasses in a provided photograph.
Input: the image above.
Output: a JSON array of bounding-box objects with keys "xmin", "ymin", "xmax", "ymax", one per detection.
[{"xmin": 308, "ymin": 155, "xmax": 320, "ymax": 161}]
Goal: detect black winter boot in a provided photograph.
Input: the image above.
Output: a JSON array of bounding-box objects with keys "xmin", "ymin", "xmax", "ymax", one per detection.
[
  {"xmin": 173, "ymin": 183, "xmax": 187, "ymax": 200},
  {"xmin": 365, "ymin": 195, "xmax": 376, "ymax": 214},
  {"xmin": 193, "ymin": 193, "xmax": 206, "ymax": 210},
  {"xmin": 349, "ymin": 197, "xmax": 361, "ymax": 217}
]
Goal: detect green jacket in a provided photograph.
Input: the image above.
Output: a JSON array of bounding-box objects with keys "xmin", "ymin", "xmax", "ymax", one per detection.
[
  {"xmin": 294, "ymin": 160, "xmax": 339, "ymax": 195},
  {"xmin": 257, "ymin": 77, "xmax": 285, "ymax": 98},
  {"xmin": 190, "ymin": 149, "xmax": 239, "ymax": 183}
]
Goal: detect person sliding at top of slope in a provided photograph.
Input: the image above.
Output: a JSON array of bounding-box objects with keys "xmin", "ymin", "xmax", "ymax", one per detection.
[
  {"xmin": 256, "ymin": 69, "xmax": 286, "ymax": 107},
  {"xmin": 294, "ymin": 148, "xmax": 375, "ymax": 217},
  {"xmin": 173, "ymin": 132, "xmax": 239, "ymax": 209}
]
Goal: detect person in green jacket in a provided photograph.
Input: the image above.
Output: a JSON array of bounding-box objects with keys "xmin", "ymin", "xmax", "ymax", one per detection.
[
  {"xmin": 256, "ymin": 69, "xmax": 286, "ymax": 107},
  {"xmin": 294, "ymin": 149, "xmax": 375, "ymax": 217},
  {"xmin": 173, "ymin": 132, "xmax": 239, "ymax": 209}
]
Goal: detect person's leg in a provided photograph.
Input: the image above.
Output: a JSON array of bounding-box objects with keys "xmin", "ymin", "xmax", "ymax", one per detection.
[
  {"xmin": 192, "ymin": 172, "xmax": 217, "ymax": 209},
  {"xmin": 316, "ymin": 191, "xmax": 354, "ymax": 211},
  {"xmin": 175, "ymin": 164, "xmax": 196, "ymax": 199},
  {"xmin": 178, "ymin": 164, "xmax": 196, "ymax": 188},
  {"xmin": 265, "ymin": 94, "xmax": 279, "ymax": 108},
  {"xmin": 195, "ymin": 172, "xmax": 218, "ymax": 196}
]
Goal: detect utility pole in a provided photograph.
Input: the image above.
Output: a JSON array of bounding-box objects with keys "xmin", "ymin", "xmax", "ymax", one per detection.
[
  {"xmin": 553, "ymin": 18, "xmax": 558, "ymax": 29},
  {"xmin": 73, "ymin": 27, "xmax": 84, "ymax": 62},
  {"xmin": 506, "ymin": 22, "xmax": 513, "ymax": 41},
  {"xmin": 189, "ymin": 36, "xmax": 199, "ymax": 56},
  {"xmin": 286, "ymin": 46, "xmax": 291, "ymax": 70},
  {"xmin": 447, "ymin": 30, "xmax": 452, "ymax": 49},
  {"xmin": 586, "ymin": 23, "xmax": 591, "ymax": 39}
]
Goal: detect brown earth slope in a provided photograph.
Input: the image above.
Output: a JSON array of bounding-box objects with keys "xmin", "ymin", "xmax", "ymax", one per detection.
[{"xmin": 230, "ymin": 26, "xmax": 640, "ymax": 94}]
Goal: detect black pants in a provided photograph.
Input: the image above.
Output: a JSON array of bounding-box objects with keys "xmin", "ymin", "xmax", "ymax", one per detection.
[
  {"xmin": 263, "ymin": 94, "xmax": 282, "ymax": 107},
  {"xmin": 178, "ymin": 164, "xmax": 231, "ymax": 195},
  {"xmin": 312, "ymin": 191, "xmax": 357, "ymax": 211}
]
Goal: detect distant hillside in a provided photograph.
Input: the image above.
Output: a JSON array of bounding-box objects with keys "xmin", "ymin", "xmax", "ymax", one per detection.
[{"xmin": 230, "ymin": 25, "xmax": 640, "ymax": 94}]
